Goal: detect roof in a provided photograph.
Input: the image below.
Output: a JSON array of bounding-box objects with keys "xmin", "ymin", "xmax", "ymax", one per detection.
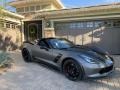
[
  {"xmin": 29, "ymin": 2, "xmax": 120, "ymax": 20},
  {"xmin": 9, "ymin": 0, "xmax": 65, "ymax": 9},
  {"xmin": 0, "ymin": 9, "xmax": 24, "ymax": 19},
  {"xmin": 35, "ymin": 2, "xmax": 120, "ymax": 13}
]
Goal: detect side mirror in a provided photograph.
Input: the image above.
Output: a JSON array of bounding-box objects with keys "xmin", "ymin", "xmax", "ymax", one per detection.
[{"xmin": 40, "ymin": 46, "xmax": 49, "ymax": 51}]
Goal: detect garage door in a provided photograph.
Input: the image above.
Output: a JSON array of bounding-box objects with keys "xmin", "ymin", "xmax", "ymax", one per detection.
[
  {"xmin": 54, "ymin": 21, "xmax": 120, "ymax": 54},
  {"xmin": 55, "ymin": 21, "xmax": 97, "ymax": 45}
]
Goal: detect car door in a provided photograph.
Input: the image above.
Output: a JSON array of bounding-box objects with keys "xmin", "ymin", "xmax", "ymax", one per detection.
[{"xmin": 33, "ymin": 40, "xmax": 54, "ymax": 61}]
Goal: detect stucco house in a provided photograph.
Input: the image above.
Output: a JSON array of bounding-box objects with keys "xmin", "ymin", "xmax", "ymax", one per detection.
[
  {"xmin": 0, "ymin": 8, "xmax": 24, "ymax": 51},
  {"xmin": 9, "ymin": 0, "xmax": 120, "ymax": 54}
]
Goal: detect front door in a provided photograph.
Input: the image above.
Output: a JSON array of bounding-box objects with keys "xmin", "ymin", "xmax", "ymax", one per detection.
[{"xmin": 24, "ymin": 20, "xmax": 42, "ymax": 41}]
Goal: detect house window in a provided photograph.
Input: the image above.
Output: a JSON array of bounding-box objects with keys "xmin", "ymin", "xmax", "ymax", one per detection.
[
  {"xmin": 70, "ymin": 23, "xmax": 76, "ymax": 29},
  {"xmin": 86, "ymin": 22, "xmax": 93, "ymax": 27},
  {"xmin": 104, "ymin": 21, "xmax": 113, "ymax": 27},
  {"xmin": 36, "ymin": 5, "xmax": 41, "ymax": 10},
  {"xmin": 17, "ymin": 8, "xmax": 21, "ymax": 12},
  {"xmin": 77, "ymin": 22, "xmax": 84, "ymax": 28},
  {"xmin": 17, "ymin": 8, "xmax": 24, "ymax": 12},
  {"xmin": 94, "ymin": 21, "xmax": 103, "ymax": 27},
  {"xmin": 113, "ymin": 21, "xmax": 120, "ymax": 27},
  {"xmin": 25, "ymin": 7, "xmax": 29, "ymax": 12},
  {"xmin": 16, "ymin": 25, "xmax": 20, "ymax": 29},
  {"xmin": 6, "ymin": 23, "xmax": 10, "ymax": 28},
  {"xmin": 30, "ymin": 6, "xmax": 35, "ymax": 11},
  {"xmin": 11, "ymin": 24, "xmax": 16, "ymax": 29}
]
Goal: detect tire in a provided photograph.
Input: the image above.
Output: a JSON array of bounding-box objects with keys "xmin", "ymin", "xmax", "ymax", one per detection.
[
  {"xmin": 62, "ymin": 59, "xmax": 84, "ymax": 81},
  {"xmin": 22, "ymin": 48, "xmax": 32, "ymax": 62}
]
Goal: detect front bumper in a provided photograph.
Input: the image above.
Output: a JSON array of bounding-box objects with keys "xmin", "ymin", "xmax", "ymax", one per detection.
[
  {"xmin": 87, "ymin": 65, "xmax": 115, "ymax": 78},
  {"xmin": 82, "ymin": 60, "xmax": 114, "ymax": 78}
]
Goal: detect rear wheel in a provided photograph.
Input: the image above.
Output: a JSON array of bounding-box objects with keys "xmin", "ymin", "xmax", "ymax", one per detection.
[
  {"xmin": 22, "ymin": 48, "xmax": 32, "ymax": 62},
  {"xmin": 63, "ymin": 59, "xmax": 84, "ymax": 81}
]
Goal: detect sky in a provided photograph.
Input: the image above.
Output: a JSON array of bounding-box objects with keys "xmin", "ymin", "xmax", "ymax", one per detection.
[
  {"xmin": 61, "ymin": 0, "xmax": 120, "ymax": 8},
  {"xmin": 0, "ymin": 0, "xmax": 120, "ymax": 11}
]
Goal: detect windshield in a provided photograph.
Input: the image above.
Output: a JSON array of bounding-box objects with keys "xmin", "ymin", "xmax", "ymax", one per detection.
[{"xmin": 48, "ymin": 39, "xmax": 75, "ymax": 49}]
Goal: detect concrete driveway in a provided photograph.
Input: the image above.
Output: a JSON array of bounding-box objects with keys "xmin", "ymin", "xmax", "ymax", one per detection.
[{"xmin": 0, "ymin": 51, "xmax": 120, "ymax": 90}]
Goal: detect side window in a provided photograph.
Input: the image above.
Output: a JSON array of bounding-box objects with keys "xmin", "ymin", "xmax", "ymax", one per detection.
[{"xmin": 38, "ymin": 40, "xmax": 48, "ymax": 48}]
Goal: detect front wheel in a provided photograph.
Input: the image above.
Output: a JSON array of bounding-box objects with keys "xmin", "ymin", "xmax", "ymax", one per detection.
[
  {"xmin": 63, "ymin": 59, "xmax": 84, "ymax": 81},
  {"xmin": 22, "ymin": 48, "xmax": 32, "ymax": 62}
]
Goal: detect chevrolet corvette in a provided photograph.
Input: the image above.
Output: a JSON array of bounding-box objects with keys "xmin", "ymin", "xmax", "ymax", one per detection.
[{"xmin": 22, "ymin": 38, "xmax": 114, "ymax": 81}]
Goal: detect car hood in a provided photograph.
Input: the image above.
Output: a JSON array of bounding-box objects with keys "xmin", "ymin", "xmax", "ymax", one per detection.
[{"xmin": 62, "ymin": 45, "xmax": 108, "ymax": 61}]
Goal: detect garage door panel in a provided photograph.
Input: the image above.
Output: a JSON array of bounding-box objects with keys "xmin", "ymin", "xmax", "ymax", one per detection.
[
  {"xmin": 55, "ymin": 29, "xmax": 68, "ymax": 39},
  {"xmin": 83, "ymin": 28, "xmax": 93, "ymax": 45},
  {"xmin": 66, "ymin": 29, "xmax": 82, "ymax": 45},
  {"xmin": 75, "ymin": 29, "xmax": 83, "ymax": 45},
  {"xmin": 93, "ymin": 27, "xmax": 120, "ymax": 54}
]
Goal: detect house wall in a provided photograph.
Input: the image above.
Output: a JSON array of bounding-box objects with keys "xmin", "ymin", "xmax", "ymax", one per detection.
[
  {"xmin": 0, "ymin": 14, "xmax": 23, "ymax": 51},
  {"xmin": 17, "ymin": 2, "xmax": 120, "ymax": 54},
  {"xmin": 0, "ymin": 26, "xmax": 23, "ymax": 51}
]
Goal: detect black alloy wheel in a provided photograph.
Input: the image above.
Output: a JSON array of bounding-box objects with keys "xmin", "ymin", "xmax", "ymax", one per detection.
[
  {"xmin": 63, "ymin": 59, "xmax": 83, "ymax": 81},
  {"xmin": 22, "ymin": 49, "xmax": 32, "ymax": 62}
]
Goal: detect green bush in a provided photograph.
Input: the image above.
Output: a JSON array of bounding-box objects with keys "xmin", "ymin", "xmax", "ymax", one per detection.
[{"xmin": 0, "ymin": 51, "xmax": 12, "ymax": 67}]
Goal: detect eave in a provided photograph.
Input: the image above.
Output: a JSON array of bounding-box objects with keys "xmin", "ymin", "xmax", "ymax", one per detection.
[
  {"xmin": 0, "ymin": 9, "xmax": 24, "ymax": 20},
  {"xmin": 9, "ymin": 0, "xmax": 64, "ymax": 9},
  {"xmin": 25, "ymin": 3, "xmax": 120, "ymax": 21}
]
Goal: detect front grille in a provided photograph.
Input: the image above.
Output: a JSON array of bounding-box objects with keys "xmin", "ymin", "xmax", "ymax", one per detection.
[{"xmin": 99, "ymin": 65, "xmax": 113, "ymax": 74}]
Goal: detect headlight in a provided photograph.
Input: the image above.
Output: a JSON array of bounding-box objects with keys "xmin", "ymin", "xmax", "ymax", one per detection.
[
  {"xmin": 105, "ymin": 55, "xmax": 114, "ymax": 62},
  {"xmin": 105, "ymin": 55, "xmax": 111, "ymax": 60},
  {"xmin": 79, "ymin": 55, "xmax": 97, "ymax": 64}
]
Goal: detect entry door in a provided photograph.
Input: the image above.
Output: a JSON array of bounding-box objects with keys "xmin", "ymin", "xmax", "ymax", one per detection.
[{"xmin": 24, "ymin": 20, "xmax": 42, "ymax": 41}]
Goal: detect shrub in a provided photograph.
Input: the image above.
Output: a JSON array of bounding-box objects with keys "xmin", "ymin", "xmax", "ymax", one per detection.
[{"xmin": 0, "ymin": 51, "xmax": 12, "ymax": 68}]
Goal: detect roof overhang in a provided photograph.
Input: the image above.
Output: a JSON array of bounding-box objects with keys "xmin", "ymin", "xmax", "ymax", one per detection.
[
  {"xmin": 0, "ymin": 9, "xmax": 24, "ymax": 19},
  {"xmin": 9, "ymin": 0, "xmax": 65, "ymax": 9},
  {"xmin": 24, "ymin": 3, "xmax": 120, "ymax": 21}
]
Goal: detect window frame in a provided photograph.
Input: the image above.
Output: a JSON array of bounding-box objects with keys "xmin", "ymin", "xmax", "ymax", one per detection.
[
  {"xmin": 6, "ymin": 23, "xmax": 10, "ymax": 28},
  {"xmin": 36, "ymin": 5, "xmax": 41, "ymax": 11},
  {"xmin": 86, "ymin": 22, "xmax": 94, "ymax": 28},
  {"xmin": 30, "ymin": 6, "xmax": 35, "ymax": 11}
]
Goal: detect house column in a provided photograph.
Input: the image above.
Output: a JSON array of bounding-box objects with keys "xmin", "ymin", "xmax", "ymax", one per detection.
[{"xmin": 44, "ymin": 20, "xmax": 55, "ymax": 38}]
